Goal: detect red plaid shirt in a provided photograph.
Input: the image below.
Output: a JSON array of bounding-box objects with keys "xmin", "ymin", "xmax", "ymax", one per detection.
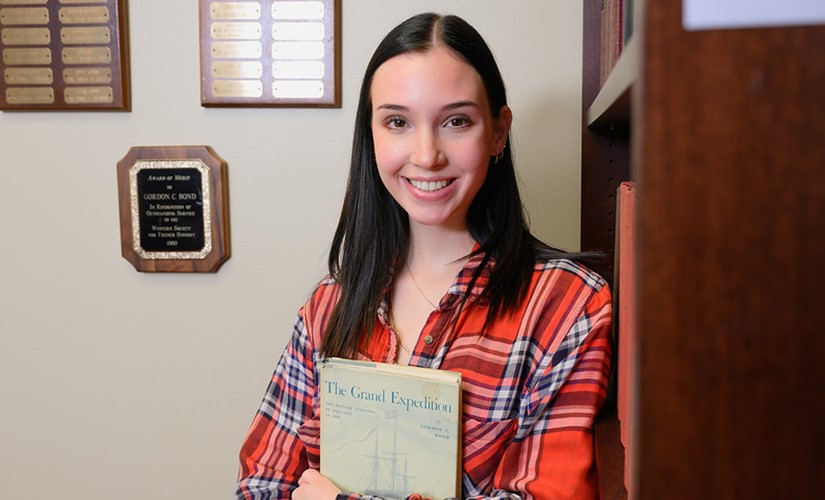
[{"xmin": 237, "ymin": 252, "xmax": 612, "ymax": 499}]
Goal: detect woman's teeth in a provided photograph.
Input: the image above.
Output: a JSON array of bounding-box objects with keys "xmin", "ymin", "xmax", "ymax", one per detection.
[{"xmin": 409, "ymin": 179, "xmax": 450, "ymax": 192}]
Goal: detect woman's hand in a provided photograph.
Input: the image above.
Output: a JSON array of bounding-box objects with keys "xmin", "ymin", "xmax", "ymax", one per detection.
[{"xmin": 293, "ymin": 468, "xmax": 342, "ymax": 500}]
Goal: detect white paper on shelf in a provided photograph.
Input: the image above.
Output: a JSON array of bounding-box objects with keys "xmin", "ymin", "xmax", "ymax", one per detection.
[{"xmin": 683, "ymin": 0, "xmax": 825, "ymax": 31}]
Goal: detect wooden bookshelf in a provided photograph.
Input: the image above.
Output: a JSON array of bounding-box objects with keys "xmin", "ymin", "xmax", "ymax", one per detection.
[{"xmin": 582, "ymin": 1, "xmax": 825, "ymax": 499}]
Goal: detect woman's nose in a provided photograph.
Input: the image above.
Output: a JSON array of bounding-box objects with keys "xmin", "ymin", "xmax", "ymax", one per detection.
[{"xmin": 410, "ymin": 129, "xmax": 446, "ymax": 169}]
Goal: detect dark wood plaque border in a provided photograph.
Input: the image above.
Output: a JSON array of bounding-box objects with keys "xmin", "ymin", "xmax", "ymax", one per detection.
[
  {"xmin": 0, "ymin": 0, "xmax": 131, "ymax": 111},
  {"xmin": 199, "ymin": 0, "xmax": 340, "ymax": 107},
  {"xmin": 116, "ymin": 146, "xmax": 230, "ymax": 273}
]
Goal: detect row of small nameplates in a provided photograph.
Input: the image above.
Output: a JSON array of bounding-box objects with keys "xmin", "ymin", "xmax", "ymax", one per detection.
[
  {"xmin": 0, "ymin": 6, "xmax": 111, "ymax": 25},
  {"xmin": 6, "ymin": 85, "xmax": 112, "ymax": 104},
  {"xmin": 209, "ymin": 1, "xmax": 325, "ymax": 22},
  {"xmin": 212, "ymin": 79, "xmax": 323, "ymax": 99},
  {"xmin": 2, "ymin": 27, "xmax": 112, "ymax": 45},
  {"xmin": 3, "ymin": 46, "xmax": 112, "ymax": 64},
  {"xmin": 5, "ymin": 66, "xmax": 110, "ymax": 84},
  {"xmin": 210, "ymin": 21, "xmax": 325, "ymax": 41}
]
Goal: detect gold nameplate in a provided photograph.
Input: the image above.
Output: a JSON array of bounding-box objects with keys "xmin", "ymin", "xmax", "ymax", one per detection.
[
  {"xmin": 271, "ymin": 1, "xmax": 324, "ymax": 20},
  {"xmin": 211, "ymin": 40, "xmax": 261, "ymax": 59},
  {"xmin": 211, "ymin": 60, "xmax": 262, "ymax": 79},
  {"xmin": 272, "ymin": 60, "xmax": 324, "ymax": 79},
  {"xmin": 5, "ymin": 67, "xmax": 52, "ymax": 84},
  {"xmin": 272, "ymin": 80, "xmax": 323, "ymax": 99},
  {"xmin": 210, "ymin": 21, "xmax": 262, "ymax": 40},
  {"xmin": 65, "ymin": 86, "xmax": 113, "ymax": 104},
  {"xmin": 0, "ymin": 0, "xmax": 48, "ymax": 5},
  {"xmin": 3, "ymin": 47, "xmax": 51, "ymax": 65},
  {"xmin": 62, "ymin": 46, "xmax": 111, "ymax": 65},
  {"xmin": 212, "ymin": 79, "xmax": 262, "ymax": 98},
  {"xmin": 272, "ymin": 22, "xmax": 324, "ymax": 41},
  {"xmin": 2, "ymin": 27, "xmax": 50, "ymax": 45},
  {"xmin": 6, "ymin": 86, "xmax": 53, "ymax": 104},
  {"xmin": 63, "ymin": 67, "xmax": 111, "ymax": 84},
  {"xmin": 271, "ymin": 41, "xmax": 324, "ymax": 60},
  {"xmin": 59, "ymin": 0, "xmax": 108, "ymax": 4},
  {"xmin": 58, "ymin": 6, "xmax": 109, "ymax": 24},
  {"xmin": 210, "ymin": 2, "xmax": 261, "ymax": 21},
  {"xmin": 0, "ymin": 7, "xmax": 49, "ymax": 25},
  {"xmin": 61, "ymin": 27, "xmax": 110, "ymax": 45}
]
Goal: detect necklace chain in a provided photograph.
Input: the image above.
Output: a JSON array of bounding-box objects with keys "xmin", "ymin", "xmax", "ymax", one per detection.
[
  {"xmin": 406, "ymin": 262, "xmax": 439, "ymax": 309},
  {"xmin": 388, "ymin": 307, "xmax": 413, "ymax": 354}
]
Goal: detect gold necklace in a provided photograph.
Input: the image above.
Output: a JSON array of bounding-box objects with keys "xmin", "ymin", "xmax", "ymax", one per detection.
[
  {"xmin": 406, "ymin": 262, "xmax": 439, "ymax": 309},
  {"xmin": 388, "ymin": 306, "xmax": 413, "ymax": 354}
]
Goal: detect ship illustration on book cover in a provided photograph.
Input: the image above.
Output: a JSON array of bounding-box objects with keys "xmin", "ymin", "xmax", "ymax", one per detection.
[{"xmin": 320, "ymin": 358, "xmax": 462, "ymax": 500}]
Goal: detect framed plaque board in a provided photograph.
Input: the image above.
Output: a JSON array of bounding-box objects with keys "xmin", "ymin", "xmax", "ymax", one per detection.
[
  {"xmin": 0, "ymin": 0, "xmax": 130, "ymax": 111},
  {"xmin": 117, "ymin": 146, "xmax": 231, "ymax": 273},
  {"xmin": 199, "ymin": 0, "xmax": 340, "ymax": 107}
]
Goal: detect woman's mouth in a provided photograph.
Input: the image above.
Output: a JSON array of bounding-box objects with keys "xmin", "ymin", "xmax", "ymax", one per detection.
[{"xmin": 407, "ymin": 178, "xmax": 453, "ymax": 192}]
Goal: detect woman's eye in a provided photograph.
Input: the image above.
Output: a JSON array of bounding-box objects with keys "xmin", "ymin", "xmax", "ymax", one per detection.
[
  {"xmin": 446, "ymin": 116, "xmax": 472, "ymax": 128},
  {"xmin": 383, "ymin": 116, "xmax": 408, "ymax": 129}
]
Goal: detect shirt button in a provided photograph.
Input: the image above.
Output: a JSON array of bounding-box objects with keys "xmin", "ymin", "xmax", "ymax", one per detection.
[{"xmin": 424, "ymin": 335, "xmax": 434, "ymax": 345}]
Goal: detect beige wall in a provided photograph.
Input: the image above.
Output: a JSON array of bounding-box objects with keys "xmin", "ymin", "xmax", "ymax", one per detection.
[{"xmin": 0, "ymin": 1, "xmax": 582, "ymax": 498}]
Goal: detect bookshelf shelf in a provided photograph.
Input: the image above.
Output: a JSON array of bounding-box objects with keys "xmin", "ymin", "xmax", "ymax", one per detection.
[{"xmin": 587, "ymin": 35, "xmax": 638, "ymax": 128}]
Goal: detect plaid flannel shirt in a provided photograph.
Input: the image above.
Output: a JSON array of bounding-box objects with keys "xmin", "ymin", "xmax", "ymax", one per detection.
[{"xmin": 237, "ymin": 252, "xmax": 612, "ymax": 500}]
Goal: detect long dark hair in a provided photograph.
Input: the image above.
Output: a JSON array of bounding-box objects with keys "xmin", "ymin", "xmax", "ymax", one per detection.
[{"xmin": 323, "ymin": 13, "xmax": 586, "ymax": 358}]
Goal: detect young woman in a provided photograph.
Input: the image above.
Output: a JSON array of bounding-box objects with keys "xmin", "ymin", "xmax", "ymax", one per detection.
[{"xmin": 237, "ymin": 13, "xmax": 612, "ymax": 500}]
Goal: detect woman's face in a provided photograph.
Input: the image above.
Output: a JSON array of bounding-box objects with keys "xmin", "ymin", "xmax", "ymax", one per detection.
[{"xmin": 370, "ymin": 46, "xmax": 511, "ymax": 232}]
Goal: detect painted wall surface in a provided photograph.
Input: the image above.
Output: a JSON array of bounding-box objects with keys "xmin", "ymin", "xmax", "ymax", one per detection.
[{"xmin": 0, "ymin": 1, "xmax": 582, "ymax": 498}]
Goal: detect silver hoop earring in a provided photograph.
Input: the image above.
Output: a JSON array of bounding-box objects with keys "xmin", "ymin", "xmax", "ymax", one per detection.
[{"xmin": 494, "ymin": 149, "xmax": 505, "ymax": 164}]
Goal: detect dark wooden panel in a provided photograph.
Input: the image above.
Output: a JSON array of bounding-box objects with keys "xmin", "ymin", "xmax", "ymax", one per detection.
[{"xmin": 636, "ymin": 1, "xmax": 825, "ymax": 498}]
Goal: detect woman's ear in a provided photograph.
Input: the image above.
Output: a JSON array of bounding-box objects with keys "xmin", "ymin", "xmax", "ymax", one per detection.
[{"xmin": 492, "ymin": 105, "xmax": 513, "ymax": 154}]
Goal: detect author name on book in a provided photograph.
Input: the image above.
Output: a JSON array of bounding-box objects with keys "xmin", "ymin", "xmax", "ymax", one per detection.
[{"xmin": 324, "ymin": 381, "xmax": 454, "ymax": 413}]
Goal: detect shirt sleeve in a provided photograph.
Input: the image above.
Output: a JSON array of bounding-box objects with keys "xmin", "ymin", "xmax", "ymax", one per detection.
[
  {"xmin": 236, "ymin": 308, "xmax": 318, "ymax": 500},
  {"xmin": 477, "ymin": 282, "xmax": 613, "ymax": 500}
]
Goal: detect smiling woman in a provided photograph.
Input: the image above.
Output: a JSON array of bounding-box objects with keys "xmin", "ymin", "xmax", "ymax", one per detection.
[
  {"xmin": 236, "ymin": 12, "xmax": 612, "ymax": 500},
  {"xmin": 370, "ymin": 46, "xmax": 511, "ymax": 234}
]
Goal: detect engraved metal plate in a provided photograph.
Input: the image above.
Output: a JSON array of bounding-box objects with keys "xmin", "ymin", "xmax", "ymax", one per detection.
[
  {"xmin": 210, "ymin": 2, "xmax": 261, "ymax": 20},
  {"xmin": 210, "ymin": 22, "xmax": 262, "ymax": 40},
  {"xmin": 62, "ymin": 46, "xmax": 111, "ymax": 65},
  {"xmin": 271, "ymin": 1, "xmax": 323, "ymax": 20},
  {"xmin": 272, "ymin": 22, "xmax": 323, "ymax": 40},
  {"xmin": 64, "ymin": 85, "xmax": 112, "ymax": 104},
  {"xmin": 272, "ymin": 60, "xmax": 323, "ymax": 79},
  {"xmin": 0, "ymin": 0, "xmax": 48, "ymax": 5},
  {"xmin": 58, "ymin": 6, "xmax": 109, "ymax": 24},
  {"xmin": 212, "ymin": 60, "xmax": 262, "ymax": 79},
  {"xmin": 1, "ymin": 27, "xmax": 50, "ymax": 45},
  {"xmin": 6, "ymin": 86, "xmax": 53, "ymax": 104},
  {"xmin": 63, "ymin": 67, "xmax": 111, "ymax": 84},
  {"xmin": 61, "ymin": 27, "xmax": 110, "ymax": 45},
  {"xmin": 3, "ymin": 47, "xmax": 51, "ymax": 65},
  {"xmin": 272, "ymin": 79, "xmax": 323, "ymax": 99},
  {"xmin": 211, "ymin": 40, "xmax": 261, "ymax": 59},
  {"xmin": 0, "ymin": 7, "xmax": 49, "ymax": 25},
  {"xmin": 129, "ymin": 160, "xmax": 214, "ymax": 261},
  {"xmin": 212, "ymin": 79, "xmax": 263, "ymax": 97},
  {"xmin": 271, "ymin": 41, "xmax": 323, "ymax": 60},
  {"xmin": 5, "ymin": 66, "xmax": 52, "ymax": 84}
]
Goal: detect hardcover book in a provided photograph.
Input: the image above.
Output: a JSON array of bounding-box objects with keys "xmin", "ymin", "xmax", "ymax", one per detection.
[{"xmin": 319, "ymin": 358, "xmax": 462, "ymax": 500}]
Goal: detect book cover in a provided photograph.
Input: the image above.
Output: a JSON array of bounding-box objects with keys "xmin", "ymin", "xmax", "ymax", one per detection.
[
  {"xmin": 614, "ymin": 181, "xmax": 637, "ymax": 497},
  {"xmin": 320, "ymin": 358, "xmax": 462, "ymax": 500}
]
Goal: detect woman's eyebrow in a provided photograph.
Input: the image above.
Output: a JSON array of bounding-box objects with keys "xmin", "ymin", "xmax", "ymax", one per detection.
[{"xmin": 375, "ymin": 101, "xmax": 480, "ymax": 112}]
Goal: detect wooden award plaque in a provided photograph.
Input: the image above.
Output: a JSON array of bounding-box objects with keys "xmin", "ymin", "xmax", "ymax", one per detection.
[
  {"xmin": 0, "ymin": 0, "xmax": 131, "ymax": 111},
  {"xmin": 116, "ymin": 146, "xmax": 231, "ymax": 273},
  {"xmin": 199, "ymin": 0, "xmax": 340, "ymax": 107}
]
